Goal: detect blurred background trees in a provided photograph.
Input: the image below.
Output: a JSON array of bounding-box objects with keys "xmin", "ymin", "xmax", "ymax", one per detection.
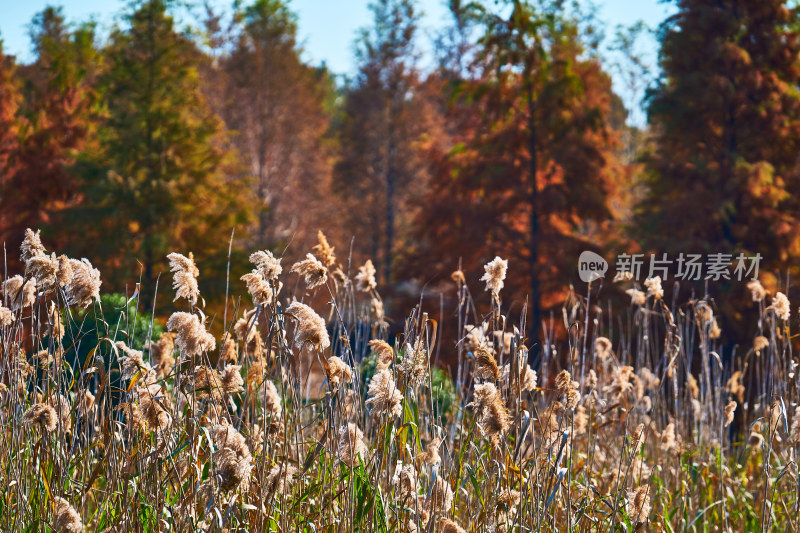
[
  {"xmin": 333, "ymin": 0, "xmax": 433, "ymax": 291},
  {"xmin": 219, "ymin": 0, "xmax": 334, "ymax": 254},
  {"xmin": 1, "ymin": 0, "xmax": 799, "ymax": 351},
  {"xmin": 636, "ymin": 0, "xmax": 800, "ymax": 341},
  {"xmin": 0, "ymin": 7, "xmax": 96, "ymax": 268}
]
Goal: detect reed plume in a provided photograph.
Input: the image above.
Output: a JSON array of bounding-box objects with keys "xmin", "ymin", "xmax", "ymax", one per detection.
[{"xmin": 167, "ymin": 252, "xmax": 200, "ymax": 305}]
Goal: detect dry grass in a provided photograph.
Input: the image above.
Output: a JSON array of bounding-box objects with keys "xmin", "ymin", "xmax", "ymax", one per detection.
[{"xmin": 0, "ymin": 229, "xmax": 798, "ymax": 531}]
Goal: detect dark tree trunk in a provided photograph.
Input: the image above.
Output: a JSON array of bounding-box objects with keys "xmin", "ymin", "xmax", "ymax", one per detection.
[
  {"xmin": 385, "ymin": 98, "xmax": 397, "ymax": 286},
  {"xmin": 526, "ymin": 79, "xmax": 540, "ymax": 359}
]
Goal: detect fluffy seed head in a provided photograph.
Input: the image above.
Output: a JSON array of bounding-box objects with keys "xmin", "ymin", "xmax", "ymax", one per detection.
[
  {"xmin": 369, "ymin": 339, "xmax": 394, "ymax": 371},
  {"xmin": 221, "ymin": 365, "xmax": 245, "ymax": 395},
  {"xmin": 65, "ymin": 259, "xmax": 101, "ymax": 308},
  {"xmin": 417, "ymin": 437, "xmax": 442, "ymax": 466},
  {"xmin": 48, "ymin": 394, "xmax": 72, "ymax": 430},
  {"xmin": 167, "ymin": 252, "xmax": 200, "ymax": 306},
  {"xmin": 464, "ymin": 323, "xmax": 490, "ymax": 351},
  {"xmin": 723, "ymin": 400, "xmax": 737, "ymax": 427},
  {"xmin": 366, "ymin": 369, "xmax": 403, "ymax": 419},
  {"xmin": 149, "ymin": 333, "xmax": 176, "ymax": 377},
  {"xmin": 20, "ymin": 228, "xmax": 46, "ymax": 264},
  {"xmin": 241, "ymin": 271, "xmax": 273, "ymax": 306},
  {"xmin": 555, "ymin": 370, "xmax": 572, "ymax": 393},
  {"xmin": 747, "ymin": 280, "xmax": 766, "ymax": 302},
  {"xmin": 312, "ymin": 230, "xmax": 336, "ymax": 267},
  {"xmin": 21, "ymin": 277, "xmax": 36, "ymax": 309},
  {"xmin": 2, "ymin": 275, "xmax": 23, "ymax": 305},
  {"xmin": 469, "ymin": 382, "xmax": 510, "ymax": 440},
  {"xmin": 212, "ymin": 424, "xmax": 253, "ymax": 492},
  {"xmin": 725, "ymin": 371, "xmax": 745, "ymax": 403},
  {"xmin": 753, "ymin": 335, "xmax": 769, "ymax": 354},
  {"xmin": 259, "ymin": 380, "xmax": 282, "ymax": 418},
  {"xmin": 250, "ymin": 250, "xmax": 282, "ymax": 280},
  {"xmin": 338, "ymin": 423, "xmax": 368, "ymax": 466},
  {"xmin": 749, "ymin": 431, "xmax": 764, "ymax": 448},
  {"xmin": 291, "ymin": 253, "xmax": 328, "ymax": 289},
  {"xmin": 0, "ymin": 305, "xmax": 13, "ymax": 327},
  {"xmin": 189, "ymin": 366, "xmax": 223, "ymax": 401},
  {"xmin": 53, "ymin": 496, "xmax": 83, "ymax": 533},
  {"xmin": 166, "ymin": 312, "xmax": 216, "ymax": 360},
  {"xmin": 1, "ymin": 276, "xmax": 35, "ymax": 310},
  {"xmin": 138, "ymin": 385, "xmax": 172, "ymax": 431},
  {"xmin": 117, "ymin": 342, "xmax": 155, "ymax": 390},
  {"xmin": 391, "ymin": 461, "xmax": 419, "ymax": 501},
  {"xmin": 520, "ymin": 364, "xmax": 538, "ymax": 391},
  {"xmin": 660, "ymin": 422, "xmax": 679, "ymax": 454},
  {"xmin": 474, "ymin": 347, "xmax": 499, "ymax": 382},
  {"xmin": 325, "ymin": 356, "xmax": 353, "ymax": 387},
  {"xmin": 480, "ymin": 256, "xmax": 508, "ymax": 296},
  {"xmin": 429, "ymin": 477, "xmax": 454, "ymax": 514},
  {"xmin": 23, "ymin": 403, "xmax": 58, "ymax": 432},
  {"xmin": 27, "ymin": 253, "xmax": 58, "ymax": 293},
  {"xmin": 77, "ymin": 390, "xmax": 95, "ymax": 416},
  {"xmin": 56, "ymin": 255, "xmax": 73, "ymax": 286},
  {"xmin": 626, "ymin": 485, "xmax": 651, "ymax": 524},
  {"xmin": 286, "ymin": 301, "xmax": 330, "ymax": 350},
  {"xmin": 220, "ymin": 337, "xmax": 238, "ymax": 365},
  {"xmin": 644, "ymin": 276, "xmax": 663, "ymax": 299},
  {"xmin": 438, "ymin": 519, "xmax": 466, "ymax": 533},
  {"xmin": 771, "ymin": 292, "xmax": 791, "ymax": 321},
  {"xmin": 397, "ymin": 338, "xmax": 428, "ymax": 385},
  {"xmin": 265, "ymin": 463, "xmax": 298, "ymax": 496},
  {"xmin": 595, "ymin": 337, "xmax": 612, "ymax": 359},
  {"xmin": 626, "ymin": 288, "xmax": 646, "ymax": 306},
  {"xmin": 355, "ymin": 259, "xmax": 377, "ymax": 292},
  {"xmin": 565, "ymin": 387, "xmax": 581, "ymax": 410}
]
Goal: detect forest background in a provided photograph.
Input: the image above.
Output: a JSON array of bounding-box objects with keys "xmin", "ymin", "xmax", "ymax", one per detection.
[{"xmin": 2, "ymin": 0, "xmax": 799, "ymax": 355}]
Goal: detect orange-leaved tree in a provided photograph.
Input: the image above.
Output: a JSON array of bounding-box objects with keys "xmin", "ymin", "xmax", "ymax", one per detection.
[
  {"xmin": 637, "ymin": 0, "xmax": 800, "ymax": 340},
  {"xmin": 408, "ymin": 0, "xmax": 624, "ymax": 351}
]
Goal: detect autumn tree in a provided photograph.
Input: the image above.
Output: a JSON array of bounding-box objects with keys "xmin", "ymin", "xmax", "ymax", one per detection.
[
  {"xmin": 218, "ymin": 0, "xmax": 334, "ymax": 253},
  {"xmin": 64, "ymin": 0, "xmax": 251, "ymax": 298},
  {"xmin": 637, "ymin": 0, "xmax": 800, "ymax": 336},
  {"xmin": 410, "ymin": 0, "xmax": 623, "ymax": 350},
  {"xmin": 434, "ymin": 0, "xmax": 478, "ymax": 80},
  {"xmin": 0, "ymin": 8, "xmax": 96, "ymax": 263},
  {"xmin": 0, "ymin": 40, "xmax": 21, "ymax": 218},
  {"xmin": 334, "ymin": 0, "xmax": 433, "ymax": 286}
]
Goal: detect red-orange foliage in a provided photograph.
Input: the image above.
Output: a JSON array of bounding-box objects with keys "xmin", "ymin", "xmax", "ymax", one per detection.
[
  {"xmin": 0, "ymin": 9, "xmax": 94, "ymax": 267},
  {"xmin": 407, "ymin": 16, "xmax": 623, "ymax": 342},
  {"xmin": 639, "ymin": 0, "xmax": 800, "ymax": 342}
]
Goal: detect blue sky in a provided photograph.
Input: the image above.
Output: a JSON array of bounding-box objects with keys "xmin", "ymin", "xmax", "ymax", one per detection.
[{"xmin": 0, "ymin": 0, "xmax": 675, "ymax": 122}]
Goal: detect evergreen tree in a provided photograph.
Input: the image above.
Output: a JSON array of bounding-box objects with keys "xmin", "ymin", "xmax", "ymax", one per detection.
[{"xmin": 65, "ymin": 0, "xmax": 251, "ymax": 297}]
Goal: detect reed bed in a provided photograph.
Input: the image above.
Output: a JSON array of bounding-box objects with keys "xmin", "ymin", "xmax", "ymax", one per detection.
[{"xmin": 0, "ymin": 228, "xmax": 798, "ymax": 531}]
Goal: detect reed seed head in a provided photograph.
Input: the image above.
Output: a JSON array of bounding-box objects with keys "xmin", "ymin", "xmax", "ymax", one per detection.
[{"xmin": 291, "ymin": 253, "xmax": 328, "ymax": 289}]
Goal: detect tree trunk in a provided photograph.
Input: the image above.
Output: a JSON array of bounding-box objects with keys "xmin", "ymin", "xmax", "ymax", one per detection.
[
  {"xmin": 384, "ymin": 99, "xmax": 397, "ymax": 286},
  {"xmin": 526, "ymin": 79, "xmax": 540, "ymax": 359}
]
